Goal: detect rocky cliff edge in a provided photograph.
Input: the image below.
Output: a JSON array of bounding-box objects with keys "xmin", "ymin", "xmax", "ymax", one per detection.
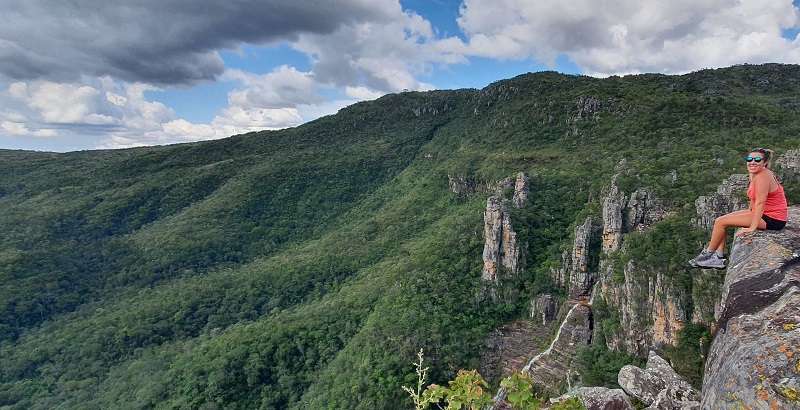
[{"xmin": 702, "ymin": 205, "xmax": 800, "ymax": 409}]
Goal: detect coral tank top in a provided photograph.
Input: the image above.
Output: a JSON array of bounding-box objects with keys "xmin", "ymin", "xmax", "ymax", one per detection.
[{"xmin": 747, "ymin": 175, "xmax": 788, "ymax": 221}]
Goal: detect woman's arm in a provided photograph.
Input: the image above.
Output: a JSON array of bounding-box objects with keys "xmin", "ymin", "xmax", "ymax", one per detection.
[{"xmin": 748, "ymin": 172, "xmax": 770, "ymax": 228}]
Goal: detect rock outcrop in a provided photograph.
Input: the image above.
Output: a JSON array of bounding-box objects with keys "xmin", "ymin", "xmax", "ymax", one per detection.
[
  {"xmin": 624, "ymin": 188, "xmax": 669, "ymax": 233},
  {"xmin": 523, "ymin": 302, "xmax": 592, "ymax": 389},
  {"xmin": 449, "ymin": 172, "xmax": 528, "ymax": 198},
  {"xmin": 693, "ymin": 174, "xmax": 749, "ymax": 230},
  {"xmin": 701, "ymin": 206, "xmax": 800, "ymax": 409},
  {"xmin": 602, "ymin": 178, "xmax": 627, "ymax": 253},
  {"xmin": 776, "ymin": 148, "xmax": 800, "ymax": 176},
  {"xmin": 617, "ymin": 351, "xmax": 700, "ymax": 409},
  {"xmin": 549, "ymin": 387, "xmax": 634, "ymax": 410},
  {"xmin": 530, "ymin": 294, "xmax": 559, "ymax": 326},
  {"xmin": 598, "ymin": 260, "xmax": 691, "ymax": 355},
  {"xmin": 481, "ymin": 173, "xmax": 530, "ymax": 282},
  {"xmin": 550, "ymin": 217, "xmax": 601, "ymax": 297},
  {"xmin": 592, "ymin": 176, "xmax": 684, "ymax": 355},
  {"xmin": 512, "ymin": 173, "xmax": 530, "ymax": 209},
  {"xmin": 569, "ymin": 217, "xmax": 600, "ymax": 298}
]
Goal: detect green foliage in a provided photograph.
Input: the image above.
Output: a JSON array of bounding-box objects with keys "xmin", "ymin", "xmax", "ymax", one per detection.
[
  {"xmin": 550, "ymin": 397, "xmax": 586, "ymax": 410},
  {"xmin": 576, "ymin": 345, "xmax": 643, "ymax": 388},
  {"xmin": 403, "ymin": 349, "xmax": 435, "ymax": 410},
  {"xmin": 663, "ymin": 324, "xmax": 711, "ymax": 389},
  {"xmin": 423, "ymin": 370, "xmax": 493, "ymax": 410},
  {"xmin": 1, "ymin": 64, "xmax": 800, "ymax": 408},
  {"xmin": 500, "ymin": 372, "xmax": 543, "ymax": 410}
]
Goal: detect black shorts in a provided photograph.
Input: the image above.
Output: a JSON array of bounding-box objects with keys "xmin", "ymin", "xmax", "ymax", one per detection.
[{"xmin": 762, "ymin": 214, "xmax": 787, "ymax": 231}]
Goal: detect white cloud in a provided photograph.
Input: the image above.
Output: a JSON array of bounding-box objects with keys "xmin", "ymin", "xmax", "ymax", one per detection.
[
  {"xmin": 1, "ymin": 1, "xmax": 460, "ymax": 150},
  {"xmin": 345, "ymin": 86, "xmax": 385, "ymax": 100},
  {"xmin": 1, "ymin": 120, "xmax": 56, "ymax": 137},
  {"xmin": 27, "ymin": 83, "xmax": 101, "ymax": 123},
  {"xmin": 450, "ymin": 0, "xmax": 800, "ymax": 75},
  {"xmin": 224, "ymin": 66, "xmax": 321, "ymax": 109},
  {"xmin": 292, "ymin": 7, "xmax": 461, "ymax": 93}
]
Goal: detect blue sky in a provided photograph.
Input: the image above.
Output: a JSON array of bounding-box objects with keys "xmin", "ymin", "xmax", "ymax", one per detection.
[
  {"xmin": 2, "ymin": 0, "xmax": 800, "ymax": 152},
  {"xmin": 146, "ymin": 0, "xmax": 581, "ymax": 125}
]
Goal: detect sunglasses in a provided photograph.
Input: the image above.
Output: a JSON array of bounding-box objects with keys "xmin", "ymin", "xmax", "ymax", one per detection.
[{"xmin": 745, "ymin": 156, "xmax": 763, "ymax": 163}]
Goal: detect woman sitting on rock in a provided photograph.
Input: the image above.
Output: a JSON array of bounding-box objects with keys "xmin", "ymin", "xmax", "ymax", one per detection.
[{"xmin": 689, "ymin": 148, "xmax": 788, "ymax": 269}]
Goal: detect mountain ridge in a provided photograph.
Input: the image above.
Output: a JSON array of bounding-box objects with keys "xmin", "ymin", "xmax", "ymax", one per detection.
[{"xmin": 2, "ymin": 63, "xmax": 800, "ymax": 409}]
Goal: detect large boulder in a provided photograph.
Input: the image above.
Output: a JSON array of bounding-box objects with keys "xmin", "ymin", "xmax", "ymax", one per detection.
[
  {"xmin": 701, "ymin": 206, "xmax": 800, "ymax": 409},
  {"xmin": 617, "ymin": 351, "xmax": 699, "ymax": 409}
]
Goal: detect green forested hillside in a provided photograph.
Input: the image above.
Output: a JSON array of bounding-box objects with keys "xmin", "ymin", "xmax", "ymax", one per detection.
[{"xmin": 1, "ymin": 64, "xmax": 799, "ymax": 409}]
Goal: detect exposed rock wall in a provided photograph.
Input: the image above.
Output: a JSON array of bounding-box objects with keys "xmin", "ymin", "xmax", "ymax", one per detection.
[
  {"xmin": 512, "ymin": 173, "xmax": 530, "ymax": 209},
  {"xmin": 530, "ymin": 294, "xmax": 559, "ymax": 326},
  {"xmin": 693, "ymin": 174, "xmax": 749, "ymax": 230},
  {"xmin": 481, "ymin": 173, "xmax": 530, "ymax": 282},
  {"xmin": 590, "ymin": 176, "xmax": 684, "ymax": 355},
  {"xmin": 569, "ymin": 217, "xmax": 600, "ymax": 298},
  {"xmin": 624, "ymin": 188, "xmax": 669, "ymax": 233},
  {"xmin": 598, "ymin": 260, "xmax": 691, "ymax": 356},
  {"xmin": 482, "ymin": 196, "xmax": 506, "ymax": 282},
  {"xmin": 701, "ymin": 206, "xmax": 800, "ymax": 409},
  {"xmin": 602, "ymin": 177, "xmax": 627, "ymax": 253},
  {"xmin": 448, "ymin": 173, "xmax": 519, "ymax": 197}
]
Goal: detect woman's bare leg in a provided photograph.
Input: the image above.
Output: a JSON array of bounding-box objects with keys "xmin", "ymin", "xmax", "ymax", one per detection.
[{"xmin": 707, "ymin": 210, "xmax": 767, "ymax": 252}]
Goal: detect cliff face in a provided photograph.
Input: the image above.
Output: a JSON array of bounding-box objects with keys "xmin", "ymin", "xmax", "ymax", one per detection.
[
  {"xmin": 589, "ymin": 176, "xmax": 691, "ymax": 355},
  {"xmin": 483, "ymin": 151, "xmax": 800, "ymax": 406},
  {"xmin": 702, "ymin": 206, "xmax": 800, "ymax": 409},
  {"xmin": 693, "ymin": 174, "xmax": 749, "ymax": 230},
  {"xmin": 481, "ymin": 173, "xmax": 530, "ymax": 282}
]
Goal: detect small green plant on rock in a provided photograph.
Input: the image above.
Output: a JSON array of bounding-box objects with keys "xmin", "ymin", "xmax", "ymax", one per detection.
[
  {"xmin": 500, "ymin": 371, "xmax": 542, "ymax": 410},
  {"xmin": 403, "ymin": 349, "xmax": 492, "ymax": 410},
  {"xmin": 403, "ymin": 348, "xmax": 437, "ymax": 410},
  {"xmin": 403, "ymin": 349, "xmax": 588, "ymax": 409},
  {"xmin": 549, "ymin": 397, "xmax": 585, "ymax": 410},
  {"xmin": 424, "ymin": 369, "xmax": 493, "ymax": 410}
]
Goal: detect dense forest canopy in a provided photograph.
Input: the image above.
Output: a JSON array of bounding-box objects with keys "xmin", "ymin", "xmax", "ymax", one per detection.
[{"xmin": 1, "ymin": 64, "xmax": 799, "ymax": 409}]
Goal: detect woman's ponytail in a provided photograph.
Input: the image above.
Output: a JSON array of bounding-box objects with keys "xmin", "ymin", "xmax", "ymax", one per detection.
[{"xmin": 762, "ymin": 148, "xmax": 775, "ymax": 169}]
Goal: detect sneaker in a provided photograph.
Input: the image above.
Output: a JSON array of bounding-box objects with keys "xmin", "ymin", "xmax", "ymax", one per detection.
[
  {"xmin": 695, "ymin": 254, "xmax": 727, "ymax": 269},
  {"xmin": 688, "ymin": 250, "xmax": 713, "ymax": 268}
]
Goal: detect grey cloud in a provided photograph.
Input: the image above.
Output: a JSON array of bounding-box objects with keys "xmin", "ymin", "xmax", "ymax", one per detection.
[{"xmin": 0, "ymin": 0, "xmax": 394, "ymax": 85}]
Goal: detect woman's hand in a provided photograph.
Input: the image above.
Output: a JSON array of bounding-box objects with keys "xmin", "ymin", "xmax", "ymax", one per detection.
[{"xmin": 736, "ymin": 227, "xmax": 757, "ymax": 237}]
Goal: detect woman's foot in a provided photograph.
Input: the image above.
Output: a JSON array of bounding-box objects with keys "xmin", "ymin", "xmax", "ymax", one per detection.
[
  {"xmin": 688, "ymin": 250, "xmax": 713, "ymax": 267},
  {"xmin": 695, "ymin": 253, "xmax": 727, "ymax": 269}
]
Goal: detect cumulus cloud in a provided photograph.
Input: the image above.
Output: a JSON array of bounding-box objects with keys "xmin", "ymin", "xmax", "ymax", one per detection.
[
  {"xmin": 0, "ymin": 0, "xmax": 455, "ymax": 150},
  {"xmin": 451, "ymin": 0, "xmax": 800, "ymax": 75},
  {"xmin": 0, "ymin": 0, "xmax": 397, "ymax": 85},
  {"xmin": 292, "ymin": 7, "xmax": 460, "ymax": 93},
  {"xmin": 0, "ymin": 120, "xmax": 56, "ymax": 137},
  {"xmin": 224, "ymin": 66, "xmax": 322, "ymax": 109},
  {"xmin": 345, "ymin": 86, "xmax": 385, "ymax": 100}
]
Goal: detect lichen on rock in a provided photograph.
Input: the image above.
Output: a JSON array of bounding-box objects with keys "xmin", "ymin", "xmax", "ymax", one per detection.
[
  {"xmin": 701, "ymin": 206, "xmax": 800, "ymax": 409},
  {"xmin": 617, "ymin": 351, "xmax": 700, "ymax": 409}
]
